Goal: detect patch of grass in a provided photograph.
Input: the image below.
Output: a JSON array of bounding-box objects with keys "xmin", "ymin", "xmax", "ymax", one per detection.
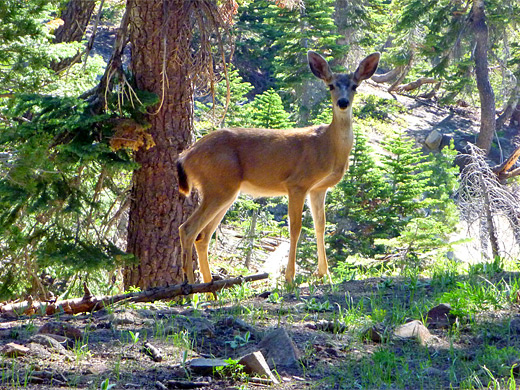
[
  {"xmin": 441, "ymin": 279, "xmax": 513, "ymax": 318},
  {"xmin": 354, "ymin": 94, "xmax": 407, "ymax": 121}
]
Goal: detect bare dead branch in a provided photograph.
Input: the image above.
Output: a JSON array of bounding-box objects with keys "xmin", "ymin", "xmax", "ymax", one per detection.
[
  {"xmin": 492, "ymin": 145, "xmax": 520, "ymax": 182},
  {"xmin": 388, "ymin": 53, "xmax": 414, "ymax": 92},
  {"xmin": 143, "ymin": 342, "xmax": 163, "ymax": 362},
  {"xmin": 396, "ymin": 78, "xmax": 438, "ymax": 92},
  {"xmin": 371, "ymin": 67, "xmax": 403, "ymax": 84},
  {"xmin": 456, "ymin": 143, "xmax": 520, "ymax": 259},
  {"xmin": 0, "ymin": 273, "xmax": 269, "ymax": 317}
]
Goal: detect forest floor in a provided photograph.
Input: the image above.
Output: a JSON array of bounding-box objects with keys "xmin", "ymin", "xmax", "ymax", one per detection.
[{"xmin": 2, "ymin": 261, "xmax": 520, "ymax": 390}]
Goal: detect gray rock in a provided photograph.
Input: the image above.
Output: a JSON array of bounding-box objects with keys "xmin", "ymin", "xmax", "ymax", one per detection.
[
  {"xmin": 1, "ymin": 342, "xmax": 30, "ymax": 357},
  {"xmin": 30, "ymin": 334, "xmax": 73, "ymax": 357},
  {"xmin": 38, "ymin": 321, "xmax": 82, "ymax": 340},
  {"xmin": 238, "ymin": 351, "xmax": 279, "ymax": 384},
  {"xmin": 189, "ymin": 358, "xmax": 229, "ymax": 375},
  {"xmin": 165, "ymin": 316, "xmax": 215, "ymax": 338},
  {"xmin": 425, "ymin": 130, "xmax": 443, "ymax": 150},
  {"xmin": 258, "ymin": 327, "xmax": 301, "ymax": 369},
  {"xmin": 394, "ymin": 320, "xmax": 432, "ymax": 345},
  {"xmin": 108, "ymin": 311, "xmax": 142, "ymax": 326}
]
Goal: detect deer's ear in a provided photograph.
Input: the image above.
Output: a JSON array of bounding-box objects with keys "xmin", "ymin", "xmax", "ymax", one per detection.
[
  {"xmin": 353, "ymin": 52, "xmax": 380, "ymax": 83},
  {"xmin": 308, "ymin": 51, "xmax": 333, "ymax": 82}
]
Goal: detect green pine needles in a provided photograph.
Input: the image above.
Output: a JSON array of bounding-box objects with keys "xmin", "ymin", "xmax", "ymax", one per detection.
[
  {"xmin": 0, "ymin": 94, "xmax": 144, "ymax": 299},
  {"xmin": 328, "ymin": 127, "xmax": 459, "ymax": 264},
  {"xmin": 247, "ymin": 89, "xmax": 294, "ymax": 129}
]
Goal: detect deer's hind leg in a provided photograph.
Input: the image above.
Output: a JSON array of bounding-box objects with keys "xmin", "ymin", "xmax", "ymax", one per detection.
[
  {"xmin": 179, "ymin": 189, "xmax": 239, "ymax": 284},
  {"xmin": 194, "ymin": 197, "xmax": 236, "ymax": 284}
]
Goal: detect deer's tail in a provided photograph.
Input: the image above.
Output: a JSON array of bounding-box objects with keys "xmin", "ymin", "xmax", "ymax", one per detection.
[{"xmin": 176, "ymin": 159, "xmax": 191, "ymax": 196}]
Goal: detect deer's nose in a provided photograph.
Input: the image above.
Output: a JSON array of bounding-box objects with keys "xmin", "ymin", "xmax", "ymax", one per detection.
[{"xmin": 337, "ymin": 98, "xmax": 350, "ymax": 109}]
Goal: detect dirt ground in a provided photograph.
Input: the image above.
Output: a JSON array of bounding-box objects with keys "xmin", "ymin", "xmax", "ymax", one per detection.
[{"xmin": 2, "ymin": 268, "xmax": 520, "ymax": 390}]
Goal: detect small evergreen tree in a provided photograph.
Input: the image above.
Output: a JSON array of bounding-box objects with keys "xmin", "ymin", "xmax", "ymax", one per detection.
[
  {"xmin": 269, "ymin": 0, "xmax": 347, "ymax": 125},
  {"xmin": 379, "ymin": 129, "xmax": 431, "ymax": 236},
  {"xmin": 247, "ymin": 89, "xmax": 294, "ymax": 129},
  {"xmin": 328, "ymin": 126, "xmax": 389, "ymax": 258},
  {"xmin": 0, "ymin": 91, "xmax": 156, "ymax": 299},
  {"xmin": 326, "ymin": 127, "xmax": 459, "ymax": 264},
  {"xmin": 375, "ymin": 136, "xmax": 460, "ymax": 262},
  {"xmin": 195, "ymin": 66, "xmax": 254, "ymax": 134}
]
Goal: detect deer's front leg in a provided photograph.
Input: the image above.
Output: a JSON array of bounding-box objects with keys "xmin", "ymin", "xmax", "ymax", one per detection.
[
  {"xmin": 309, "ymin": 189, "xmax": 330, "ymax": 281},
  {"xmin": 286, "ymin": 189, "xmax": 306, "ymax": 283}
]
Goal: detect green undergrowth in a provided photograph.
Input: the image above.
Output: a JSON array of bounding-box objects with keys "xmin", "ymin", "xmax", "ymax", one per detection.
[{"xmin": 196, "ymin": 255, "xmax": 520, "ymax": 389}]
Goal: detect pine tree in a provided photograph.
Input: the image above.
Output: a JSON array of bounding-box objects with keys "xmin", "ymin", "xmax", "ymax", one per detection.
[
  {"xmin": 379, "ymin": 129, "xmax": 431, "ymax": 236},
  {"xmin": 375, "ymin": 133, "xmax": 459, "ymax": 262},
  {"xmin": 328, "ymin": 126, "xmax": 389, "ymax": 257},
  {"xmin": 268, "ymin": 0, "xmax": 347, "ymax": 125},
  {"xmin": 233, "ymin": 0, "xmax": 282, "ymax": 95},
  {"xmin": 247, "ymin": 89, "xmax": 294, "ymax": 129},
  {"xmin": 0, "ymin": 94, "xmax": 148, "ymax": 299}
]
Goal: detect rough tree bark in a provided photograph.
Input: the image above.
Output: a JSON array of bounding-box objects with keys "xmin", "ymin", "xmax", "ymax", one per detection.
[
  {"xmin": 123, "ymin": 1, "xmax": 197, "ymax": 289},
  {"xmin": 51, "ymin": 0, "xmax": 96, "ymax": 72},
  {"xmin": 472, "ymin": 0, "xmax": 496, "ymax": 155}
]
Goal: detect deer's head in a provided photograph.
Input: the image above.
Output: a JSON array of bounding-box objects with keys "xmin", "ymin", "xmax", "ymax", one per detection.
[{"xmin": 308, "ymin": 51, "xmax": 380, "ymax": 114}]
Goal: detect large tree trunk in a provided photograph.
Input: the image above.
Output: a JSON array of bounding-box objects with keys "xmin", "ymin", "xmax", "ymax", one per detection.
[
  {"xmin": 123, "ymin": 1, "xmax": 197, "ymax": 289},
  {"xmin": 51, "ymin": 0, "xmax": 96, "ymax": 72},
  {"xmin": 472, "ymin": 0, "xmax": 496, "ymax": 155}
]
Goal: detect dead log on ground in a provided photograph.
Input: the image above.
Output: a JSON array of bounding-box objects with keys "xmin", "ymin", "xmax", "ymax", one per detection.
[
  {"xmin": 395, "ymin": 78, "xmax": 438, "ymax": 92},
  {"xmin": 0, "ymin": 273, "xmax": 269, "ymax": 317},
  {"xmin": 371, "ymin": 67, "xmax": 403, "ymax": 84}
]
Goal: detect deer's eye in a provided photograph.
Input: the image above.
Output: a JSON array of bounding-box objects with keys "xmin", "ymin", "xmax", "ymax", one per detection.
[{"xmin": 328, "ymin": 84, "xmax": 335, "ymax": 90}]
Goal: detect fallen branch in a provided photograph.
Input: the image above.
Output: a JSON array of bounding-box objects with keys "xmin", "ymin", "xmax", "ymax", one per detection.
[
  {"xmin": 164, "ymin": 380, "xmax": 211, "ymax": 389},
  {"xmin": 395, "ymin": 78, "xmax": 438, "ymax": 92},
  {"xmin": 143, "ymin": 342, "xmax": 163, "ymax": 362},
  {"xmin": 492, "ymin": 145, "xmax": 520, "ymax": 182},
  {"xmin": 371, "ymin": 67, "xmax": 403, "ymax": 84},
  {"xmin": 0, "ymin": 273, "xmax": 269, "ymax": 317}
]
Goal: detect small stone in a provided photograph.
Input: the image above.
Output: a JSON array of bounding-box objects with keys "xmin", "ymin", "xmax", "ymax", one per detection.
[
  {"xmin": 30, "ymin": 334, "xmax": 71, "ymax": 356},
  {"xmin": 363, "ymin": 326, "xmax": 383, "ymax": 343},
  {"xmin": 258, "ymin": 327, "xmax": 301, "ymax": 369},
  {"xmin": 108, "ymin": 311, "xmax": 141, "ymax": 326},
  {"xmin": 41, "ymin": 333, "xmax": 74, "ymax": 349},
  {"xmin": 427, "ymin": 303, "xmax": 455, "ymax": 329},
  {"xmin": 38, "ymin": 322, "xmax": 83, "ymax": 340},
  {"xmin": 238, "ymin": 351, "xmax": 279, "ymax": 384},
  {"xmin": 189, "ymin": 358, "xmax": 229, "ymax": 375},
  {"xmin": 1, "ymin": 342, "xmax": 30, "ymax": 357},
  {"xmin": 425, "ymin": 130, "xmax": 443, "ymax": 150},
  {"xmin": 27, "ymin": 342, "xmax": 52, "ymax": 359},
  {"xmin": 168, "ymin": 317, "xmax": 215, "ymax": 338},
  {"xmin": 394, "ymin": 320, "xmax": 432, "ymax": 345},
  {"xmin": 315, "ymin": 320, "xmax": 346, "ymax": 333}
]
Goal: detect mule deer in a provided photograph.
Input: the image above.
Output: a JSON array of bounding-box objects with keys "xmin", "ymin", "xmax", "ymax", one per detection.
[{"xmin": 177, "ymin": 51, "xmax": 380, "ymax": 284}]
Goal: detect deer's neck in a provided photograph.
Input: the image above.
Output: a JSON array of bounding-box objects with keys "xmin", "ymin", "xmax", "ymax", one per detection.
[{"xmin": 329, "ymin": 106, "xmax": 354, "ymax": 152}]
